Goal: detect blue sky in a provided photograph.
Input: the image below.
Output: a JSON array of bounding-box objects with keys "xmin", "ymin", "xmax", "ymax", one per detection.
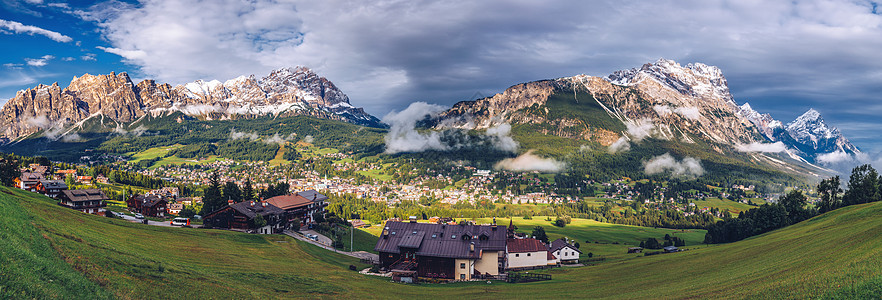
[{"xmin": 2, "ymin": 0, "xmax": 882, "ymax": 158}]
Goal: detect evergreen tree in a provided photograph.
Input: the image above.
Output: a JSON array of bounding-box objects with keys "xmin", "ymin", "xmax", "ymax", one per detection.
[
  {"xmin": 531, "ymin": 226, "xmax": 549, "ymax": 244},
  {"xmin": 242, "ymin": 178, "xmax": 255, "ymax": 202},
  {"xmin": 223, "ymin": 181, "xmax": 242, "ymax": 203},
  {"xmin": 200, "ymin": 172, "xmax": 224, "ymax": 215}
]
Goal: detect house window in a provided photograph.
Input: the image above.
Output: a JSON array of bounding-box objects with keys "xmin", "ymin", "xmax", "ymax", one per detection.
[
  {"xmin": 460, "ymin": 263, "xmax": 465, "ymax": 269},
  {"xmin": 515, "ymin": 254, "xmax": 519, "ymax": 257},
  {"xmin": 460, "ymin": 274, "xmax": 465, "ymax": 280},
  {"xmin": 527, "ymin": 253, "xmax": 531, "ymax": 256}
]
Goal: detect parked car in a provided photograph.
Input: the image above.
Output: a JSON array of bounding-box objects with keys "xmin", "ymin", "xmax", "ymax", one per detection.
[
  {"xmin": 135, "ymin": 213, "xmax": 144, "ymax": 219},
  {"xmin": 171, "ymin": 217, "xmax": 190, "ymax": 226}
]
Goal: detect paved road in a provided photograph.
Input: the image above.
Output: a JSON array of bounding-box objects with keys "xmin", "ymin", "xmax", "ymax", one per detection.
[
  {"xmin": 114, "ymin": 212, "xmax": 176, "ymax": 227},
  {"xmin": 284, "ymin": 230, "xmax": 379, "ymax": 262}
]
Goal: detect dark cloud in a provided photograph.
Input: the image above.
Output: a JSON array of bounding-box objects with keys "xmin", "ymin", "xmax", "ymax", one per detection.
[{"xmin": 6, "ymin": 0, "xmax": 880, "ymax": 153}]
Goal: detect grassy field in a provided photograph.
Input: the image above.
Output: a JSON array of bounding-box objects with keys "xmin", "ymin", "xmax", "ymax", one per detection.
[
  {"xmin": 691, "ymin": 197, "xmax": 757, "ymax": 214},
  {"xmin": 3, "ymin": 186, "xmax": 880, "ymax": 299},
  {"xmin": 127, "ymin": 145, "xmax": 226, "ymax": 169}
]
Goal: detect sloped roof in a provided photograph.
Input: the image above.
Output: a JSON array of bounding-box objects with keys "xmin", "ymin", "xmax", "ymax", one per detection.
[
  {"xmin": 549, "ymin": 238, "xmax": 582, "ymax": 253},
  {"xmin": 230, "ymin": 201, "xmax": 285, "ymax": 219},
  {"xmin": 507, "ymin": 238, "xmax": 548, "ymax": 253},
  {"xmin": 20, "ymin": 172, "xmax": 44, "ymax": 182},
  {"xmin": 265, "ymin": 194, "xmax": 313, "ymax": 210},
  {"xmin": 375, "ymin": 221, "xmax": 507, "ymax": 259},
  {"xmin": 62, "ymin": 189, "xmax": 107, "ymax": 202},
  {"xmin": 297, "ymin": 190, "xmax": 328, "ymax": 202},
  {"xmin": 39, "ymin": 180, "xmax": 67, "ymax": 190}
]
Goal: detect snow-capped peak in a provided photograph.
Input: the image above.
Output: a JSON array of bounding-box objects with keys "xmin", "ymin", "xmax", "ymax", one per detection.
[
  {"xmin": 784, "ymin": 108, "xmax": 859, "ymax": 155},
  {"xmin": 605, "ymin": 58, "xmax": 735, "ymax": 106}
]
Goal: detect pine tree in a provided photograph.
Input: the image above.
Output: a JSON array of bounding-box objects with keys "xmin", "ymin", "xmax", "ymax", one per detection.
[{"xmin": 242, "ymin": 178, "xmax": 254, "ymax": 202}]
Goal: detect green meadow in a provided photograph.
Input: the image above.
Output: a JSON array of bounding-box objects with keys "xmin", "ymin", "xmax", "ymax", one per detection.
[{"xmin": 2, "ymin": 186, "xmax": 880, "ymax": 299}]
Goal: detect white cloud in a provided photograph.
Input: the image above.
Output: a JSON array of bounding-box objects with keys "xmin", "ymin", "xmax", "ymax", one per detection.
[
  {"xmin": 0, "ymin": 19, "xmax": 72, "ymax": 42},
  {"xmin": 3, "ymin": 63, "xmax": 23, "ymax": 70},
  {"xmin": 626, "ymin": 118, "xmax": 655, "ymax": 141},
  {"xmin": 674, "ymin": 106, "xmax": 701, "ymax": 120},
  {"xmin": 494, "ymin": 150, "xmax": 565, "ymax": 173},
  {"xmin": 654, "ymin": 105, "xmax": 700, "ymax": 120},
  {"xmin": 817, "ymin": 150, "xmax": 853, "ymax": 165},
  {"xmin": 735, "ymin": 142, "xmax": 788, "ymax": 153},
  {"xmin": 230, "ymin": 129, "xmax": 259, "ymax": 141},
  {"xmin": 653, "ymin": 105, "xmax": 673, "ymax": 116},
  {"xmin": 25, "ymin": 55, "xmax": 55, "ymax": 67},
  {"xmin": 383, "ymin": 102, "xmax": 448, "ymax": 154},
  {"xmin": 61, "ymin": 133, "xmax": 82, "ymax": 142},
  {"xmin": 644, "ymin": 153, "xmax": 704, "ymax": 177},
  {"xmin": 25, "ymin": 115, "xmax": 51, "ymax": 128},
  {"xmin": 484, "ymin": 123, "xmax": 519, "ymax": 153},
  {"xmin": 302, "ymin": 135, "xmax": 314, "ymax": 144},
  {"xmin": 608, "ymin": 136, "xmax": 631, "ymax": 153},
  {"xmin": 80, "ymin": 53, "xmax": 97, "ymax": 61}
]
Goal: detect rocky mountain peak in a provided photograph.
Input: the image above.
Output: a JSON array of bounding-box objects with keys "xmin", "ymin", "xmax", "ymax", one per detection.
[
  {"xmin": 782, "ymin": 108, "xmax": 860, "ymax": 156},
  {"xmin": 606, "ymin": 58, "xmax": 735, "ymax": 106}
]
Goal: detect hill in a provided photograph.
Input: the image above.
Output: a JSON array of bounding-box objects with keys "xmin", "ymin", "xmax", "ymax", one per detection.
[{"xmin": 3, "ymin": 186, "xmax": 880, "ymax": 298}]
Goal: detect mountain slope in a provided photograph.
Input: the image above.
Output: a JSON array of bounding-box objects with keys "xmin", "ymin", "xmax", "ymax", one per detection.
[
  {"xmin": 0, "ymin": 67, "xmax": 382, "ymax": 145},
  {"xmin": 432, "ymin": 58, "xmax": 854, "ymax": 179},
  {"xmin": 4, "ymin": 185, "xmax": 880, "ymax": 298}
]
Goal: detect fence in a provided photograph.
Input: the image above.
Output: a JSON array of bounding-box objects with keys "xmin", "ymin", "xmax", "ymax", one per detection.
[{"xmin": 507, "ymin": 272, "xmax": 552, "ymax": 283}]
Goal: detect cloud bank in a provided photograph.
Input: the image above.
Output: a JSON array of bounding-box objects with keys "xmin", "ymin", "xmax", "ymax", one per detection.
[
  {"xmin": 382, "ymin": 102, "xmax": 520, "ymax": 154},
  {"xmin": 654, "ymin": 105, "xmax": 700, "ymax": 120},
  {"xmin": 735, "ymin": 142, "xmax": 788, "ymax": 153},
  {"xmin": 494, "ymin": 150, "xmax": 565, "ymax": 173},
  {"xmin": 644, "ymin": 153, "xmax": 704, "ymax": 177},
  {"xmin": 609, "ymin": 118, "xmax": 655, "ymax": 153}
]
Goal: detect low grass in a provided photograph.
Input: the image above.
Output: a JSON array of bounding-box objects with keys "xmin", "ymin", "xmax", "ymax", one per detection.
[
  {"xmin": 691, "ymin": 197, "xmax": 757, "ymax": 214},
  {"xmin": 476, "ymin": 217, "xmax": 706, "ymax": 259},
  {"xmin": 4, "ymin": 185, "xmax": 881, "ymax": 299}
]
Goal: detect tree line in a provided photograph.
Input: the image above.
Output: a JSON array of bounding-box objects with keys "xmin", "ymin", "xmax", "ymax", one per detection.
[{"xmin": 704, "ymin": 164, "xmax": 882, "ymax": 244}]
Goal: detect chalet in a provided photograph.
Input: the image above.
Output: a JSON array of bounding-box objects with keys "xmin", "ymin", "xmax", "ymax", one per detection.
[
  {"xmin": 506, "ymin": 238, "xmax": 555, "ymax": 270},
  {"xmin": 203, "ymin": 201, "xmax": 286, "ymax": 234},
  {"xmin": 76, "ymin": 176, "xmax": 93, "ymax": 184},
  {"xmin": 664, "ymin": 246, "xmax": 679, "ymax": 253},
  {"xmin": 127, "ymin": 195, "xmax": 169, "ymax": 217},
  {"xmin": 375, "ymin": 221, "xmax": 507, "ymax": 281},
  {"xmin": 628, "ymin": 247, "xmax": 643, "ymax": 253},
  {"xmin": 168, "ymin": 203, "xmax": 183, "ymax": 215},
  {"xmin": 548, "ymin": 238, "xmax": 582, "ymax": 264},
  {"xmin": 264, "ymin": 190, "xmax": 328, "ymax": 225},
  {"xmin": 16, "ymin": 172, "xmax": 45, "ymax": 191},
  {"xmin": 35, "ymin": 180, "xmax": 68, "ymax": 198},
  {"xmin": 59, "ymin": 189, "xmax": 107, "ymax": 215}
]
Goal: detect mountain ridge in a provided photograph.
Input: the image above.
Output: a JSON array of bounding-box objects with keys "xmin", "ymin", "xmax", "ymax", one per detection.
[{"xmin": 0, "ymin": 67, "xmax": 383, "ymax": 144}]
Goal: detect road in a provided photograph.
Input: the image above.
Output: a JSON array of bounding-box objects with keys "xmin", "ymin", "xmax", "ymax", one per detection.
[
  {"xmin": 114, "ymin": 212, "xmax": 176, "ymax": 227},
  {"xmin": 284, "ymin": 230, "xmax": 379, "ymax": 262}
]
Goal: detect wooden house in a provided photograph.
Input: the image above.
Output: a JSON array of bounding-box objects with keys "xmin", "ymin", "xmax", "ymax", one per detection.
[
  {"xmin": 264, "ymin": 190, "xmax": 328, "ymax": 226},
  {"xmin": 374, "ymin": 221, "xmax": 507, "ymax": 281},
  {"xmin": 59, "ymin": 189, "xmax": 107, "ymax": 215},
  {"xmin": 35, "ymin": 180, "xmax": 68, "ymax": 198},
  {"xmin": 127, "ymin": 195, "xmax": 168, "ymax": 217},
  {"xmin": 16, "ymin": 172, "xmax": 45, "ymax": 191},
  {"xmin": 203, "ymin": 201, "xmax": 286, "ymax": 234}
]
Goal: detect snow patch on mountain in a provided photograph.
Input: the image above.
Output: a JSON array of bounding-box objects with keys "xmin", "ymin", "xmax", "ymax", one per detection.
[{"xmin": 606, "ymin": 58, "xmax": 735, "ymax": 106}]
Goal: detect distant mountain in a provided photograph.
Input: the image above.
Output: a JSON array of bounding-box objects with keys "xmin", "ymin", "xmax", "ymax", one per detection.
[
  {"xmin": 0, "ymin": 67, "xmax": 383, "ymax": 144},
  {"xmin": 432, "ymin": 58, "xmax": 858, "ymax": 178}
]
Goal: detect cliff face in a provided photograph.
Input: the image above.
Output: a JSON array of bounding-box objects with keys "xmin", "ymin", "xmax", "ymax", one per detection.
[
  {"xmin": 434, "ymin": 59, "xmax": 764, "ymax": 148},
  {"xmin": 0, "ymin": 67, "xmax": 382, "ymax": 142}
]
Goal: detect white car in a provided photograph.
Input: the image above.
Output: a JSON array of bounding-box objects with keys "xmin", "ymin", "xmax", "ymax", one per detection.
[{"xmin": 134, "ymin": 213, "xmax": 144, "ymax": 219}]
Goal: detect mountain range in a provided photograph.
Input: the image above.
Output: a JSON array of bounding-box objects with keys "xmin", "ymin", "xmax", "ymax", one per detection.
[
  {"xmin": 435, "ymin": 58, "xmax": 858, "ymax": 166},
  {"xmin": 0, "ymin": 58, "xmax": 860, "ymax": 179},
  {"xmin": 0, "ymin": 66, "xmax": 382, "ymax": 145}
]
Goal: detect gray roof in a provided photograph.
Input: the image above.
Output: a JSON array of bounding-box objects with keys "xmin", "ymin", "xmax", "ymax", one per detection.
[
  {"xmin": 375, "ymin": 221, "xmax": 507, "ymax": 259},
  {"xmin": 39, "ymin": 180, "xmax": 67, "ymax": 190},
  {"xmin": 549, "ymin": 238, "xmax": 582, "ymax": 254},
  {"xmin": 62, "ymin": 189, "xmax": 108, "ymax": 202},
  {"xmin": 296, "ymin": 190, "xmax": 328, "ymax": 202},
  {"xmin": 230, "ymin": 201, "xmax": 285, "ymax": 219}
]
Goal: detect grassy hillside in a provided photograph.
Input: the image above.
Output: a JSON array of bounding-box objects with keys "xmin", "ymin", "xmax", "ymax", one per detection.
[{"xmin": 3, "ymin": 186, "xmax": 881, "ymax": 298}]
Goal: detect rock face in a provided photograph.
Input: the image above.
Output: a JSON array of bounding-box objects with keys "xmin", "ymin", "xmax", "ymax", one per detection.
[
  {"xmin": 0, "ymin": 67, "xmax": 382, "ymax": 142},
  {"xmin": 433, "ymin": 58, "xmax": 858, "ymax": 162},
  {"xmin": 436, "ymin": 58, "xmax": 763, "ymax": 147}
]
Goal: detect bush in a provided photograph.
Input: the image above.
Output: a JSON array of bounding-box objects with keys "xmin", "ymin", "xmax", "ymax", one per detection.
[{"xmin": 554, "ymin": 218, "xmax": 567, "ymax": 227}]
